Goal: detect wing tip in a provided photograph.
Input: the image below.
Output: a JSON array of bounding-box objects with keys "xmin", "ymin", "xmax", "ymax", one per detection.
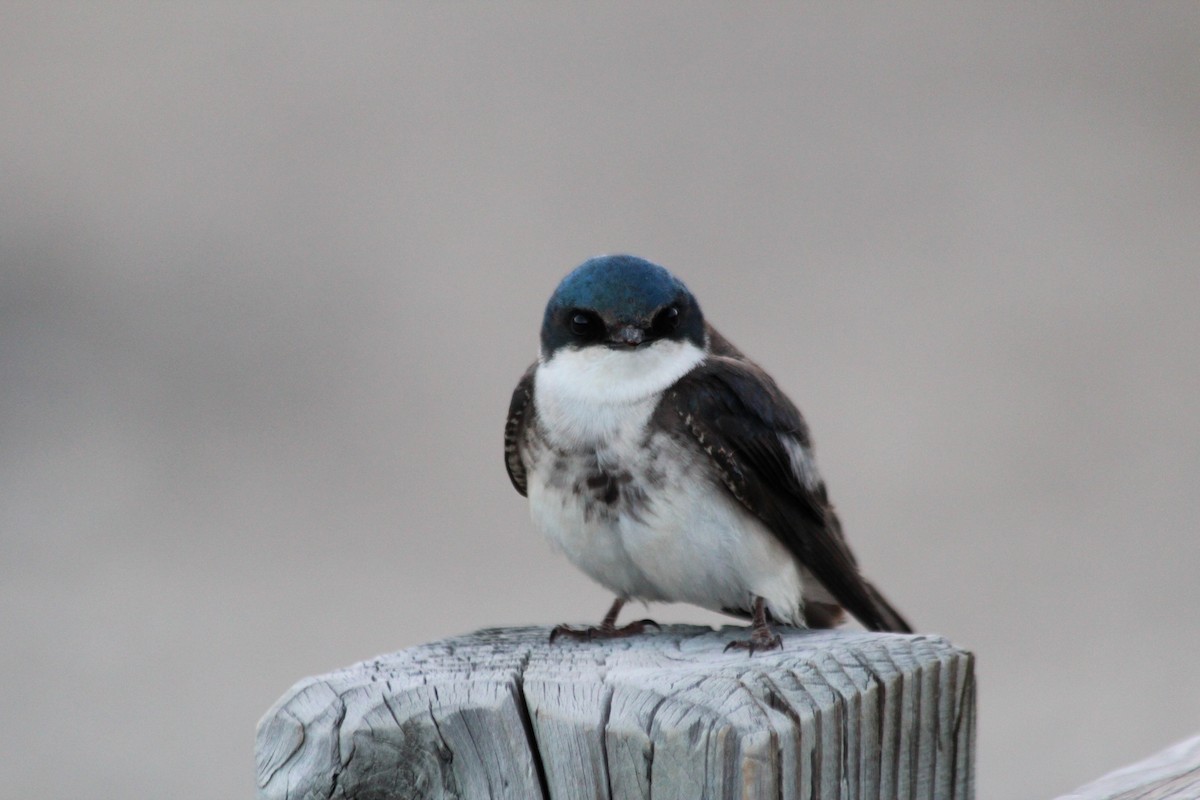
[{"xmin": 861, "ymin": 580, "xmax": 914, "ymax": 633}]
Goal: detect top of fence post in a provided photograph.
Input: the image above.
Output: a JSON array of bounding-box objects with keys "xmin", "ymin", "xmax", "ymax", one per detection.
[{"xmin": 256, "ymin": 624, "xmax": 975, "ymax": 800}]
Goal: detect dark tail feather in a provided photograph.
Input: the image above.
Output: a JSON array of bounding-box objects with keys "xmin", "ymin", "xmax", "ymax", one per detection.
[{"xmin": 860, "ymin": 580, "xmax": 913, "ymax": 633}]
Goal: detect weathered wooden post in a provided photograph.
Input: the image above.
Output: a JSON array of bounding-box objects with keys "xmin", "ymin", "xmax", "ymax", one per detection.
[{"xmin": 256, "ymin": 625, "xmax": 975, "ymax": 799}]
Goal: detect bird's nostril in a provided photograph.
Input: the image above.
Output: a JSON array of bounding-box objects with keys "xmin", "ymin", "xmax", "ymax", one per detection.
[{"xmin": 612, "ymin": 326, "xmax": 645, "ymax": 346}]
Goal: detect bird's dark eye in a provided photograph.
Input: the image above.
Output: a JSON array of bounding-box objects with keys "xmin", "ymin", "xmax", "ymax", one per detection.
[
  {"xmin": 568, "ymin": 311, "xmax": 600, "ymax": 338},
  {"xmin": 651, "ymin": 305, "xmax": 680, "ymax": 336}
]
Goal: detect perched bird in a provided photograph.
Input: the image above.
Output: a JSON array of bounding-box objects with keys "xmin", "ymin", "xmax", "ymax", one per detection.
[{"xmin": 505, "ymin": 255, "xmax": 911, "ymax": 651}]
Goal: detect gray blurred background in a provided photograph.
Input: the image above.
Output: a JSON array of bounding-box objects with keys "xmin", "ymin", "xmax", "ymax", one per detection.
[{"xmin": 2, "ymin": 4, "xmax": 1197, "ymax": 798}]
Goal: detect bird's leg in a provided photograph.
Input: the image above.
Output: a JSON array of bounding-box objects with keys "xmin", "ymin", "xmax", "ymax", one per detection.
[
  {"xmin": 724, "ymin": 596, "xmax": 783, "ymax": 654},
  {"xmin": 549, "ymin": 597, "xmax": 660, "ymax": 643}
]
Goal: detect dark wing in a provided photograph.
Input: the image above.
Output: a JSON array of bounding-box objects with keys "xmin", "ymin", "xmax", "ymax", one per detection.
[
  {"xmin": 504, "ymin": 363, "xmax": 537, "ymax": 496},
  {"xmin": 665, "ymin": 354, "xmax": 912, "ymax": 633}
]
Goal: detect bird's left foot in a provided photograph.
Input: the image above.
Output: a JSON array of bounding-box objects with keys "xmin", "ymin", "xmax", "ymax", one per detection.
[
  {"xmin": 724, "ymin": 595, "xmax": 783, "ymax": 655},
  {"xmin": 723, "ymin": 628, "xmax": 783, "ymax": 655}
]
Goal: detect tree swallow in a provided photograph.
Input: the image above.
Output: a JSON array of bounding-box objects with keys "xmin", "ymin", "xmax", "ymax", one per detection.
[{"xmin": 505, "ymin": 255, "xmax": 912, "ymax": 651}]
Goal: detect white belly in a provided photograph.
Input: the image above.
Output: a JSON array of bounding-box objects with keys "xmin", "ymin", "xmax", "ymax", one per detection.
[
  {"xmin": 525, "ymin": 405, "xmax": 806, "ymax": 626},
  {"xmin": 526, "ymin": 339, "xmax": 807, "ymax": 625}
]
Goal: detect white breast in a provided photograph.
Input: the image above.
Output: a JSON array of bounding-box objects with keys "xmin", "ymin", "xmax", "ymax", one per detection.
[
  {"xmin": 533, "ymin": 337, "xmax": 706, "ymax": 445},
  {"xmin": 526, "ymin": 339, "xmax": 807, "ymax": 625}
]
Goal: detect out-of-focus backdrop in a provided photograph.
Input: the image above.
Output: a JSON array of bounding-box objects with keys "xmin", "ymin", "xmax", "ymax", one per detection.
[{"xmin": 2, "ymin": 5, "xmax": 1197, "ymax": 798}]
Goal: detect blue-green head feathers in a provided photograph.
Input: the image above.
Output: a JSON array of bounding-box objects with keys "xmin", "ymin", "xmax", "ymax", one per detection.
[{"xmin": 541, "ymin": 255, "xmax": 705, "ymax": 356}]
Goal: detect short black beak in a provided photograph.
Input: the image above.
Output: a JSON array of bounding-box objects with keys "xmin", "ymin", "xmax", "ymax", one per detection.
[{"xmin": 608, "ymin": 326, "xmax": 645, "ymax": 348}]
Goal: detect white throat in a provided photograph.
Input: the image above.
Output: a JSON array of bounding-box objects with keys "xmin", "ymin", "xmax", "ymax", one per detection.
[{"xmin": 534, "ymin": 338, "xmax": 707, "ymax": 445}]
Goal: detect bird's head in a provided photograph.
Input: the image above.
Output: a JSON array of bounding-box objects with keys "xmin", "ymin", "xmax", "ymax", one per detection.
[{"xmin": 540, "ymin": 255, "xmax": 705, "ymax": 360}]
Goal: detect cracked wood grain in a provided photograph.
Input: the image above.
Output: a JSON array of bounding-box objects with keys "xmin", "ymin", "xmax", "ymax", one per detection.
[{"xmin": 256, "ymin": 625, "xmax": 974, "ymax": 800}]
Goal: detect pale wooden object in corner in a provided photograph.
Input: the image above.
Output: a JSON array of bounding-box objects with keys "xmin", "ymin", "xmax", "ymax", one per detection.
[
  {"xmin": 256, "ymin": 625, "xmax": 975, "ymax": 800},
  {"xmin": 1055, "ymin": 734, "xmax": 1200, "ymax": 800}
]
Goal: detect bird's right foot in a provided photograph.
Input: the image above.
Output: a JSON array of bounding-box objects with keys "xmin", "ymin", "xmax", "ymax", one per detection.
[
  {"xmin": 549, "ymin": 618, "xmax": 659, "ymax": 643},
  {"xmin": 548, "ymin": 597, "xmax": 659, "ymax": 643}
]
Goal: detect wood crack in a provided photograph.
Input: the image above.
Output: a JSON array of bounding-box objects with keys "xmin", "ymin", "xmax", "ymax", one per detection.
[{"xmin": 512, "ymin": 649, "xmax": 552, "ymax": 800}]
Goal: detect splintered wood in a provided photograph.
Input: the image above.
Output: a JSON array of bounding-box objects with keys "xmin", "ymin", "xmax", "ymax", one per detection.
[{"xmin": 256, "ymin": 625, "xmax": 975, "ymax": 800}]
